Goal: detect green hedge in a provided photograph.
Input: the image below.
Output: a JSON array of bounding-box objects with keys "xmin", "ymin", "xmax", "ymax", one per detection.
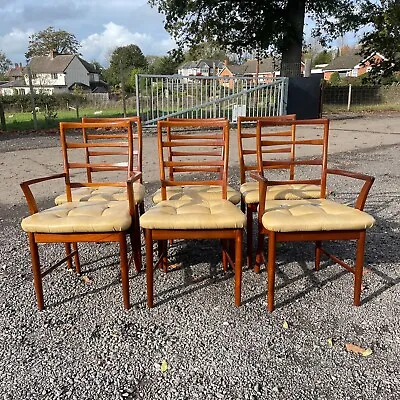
[{"xmin": 0, "ymin": 93, "xmax": 88, "ymax": 112}]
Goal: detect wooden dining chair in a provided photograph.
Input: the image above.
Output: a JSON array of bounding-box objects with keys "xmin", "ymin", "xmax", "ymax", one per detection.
[
  {"xmin": 20, "ymin": 121, "xmax": 141, "ymax": 310},
  {"xmin": 237, "ymin": 115, "xmax": 327, "ymax": 269},
  {"xmin": 151, "ymin": 118, "xmax": 241, "ymax": 205},
  {"xmin": 251, "ymin": 119, "xmax": 375, "ymax": 311},
  {"xmin": 140, "ymin": 119, "xmax": 246, "ymax": 307}
]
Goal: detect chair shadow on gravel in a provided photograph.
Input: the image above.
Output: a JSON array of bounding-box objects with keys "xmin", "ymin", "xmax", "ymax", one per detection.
[
  {"xmin": 132, "ymin": 239, "xmax": 237, "ymax": 308},
  {"xmin": 242, "ymin": 193, "xmax": 400, "ymax": 310}
]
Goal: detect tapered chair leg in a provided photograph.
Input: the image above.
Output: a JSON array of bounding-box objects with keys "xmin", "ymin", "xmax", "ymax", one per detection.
[
  {"xmin": 222, "ymin": 239, "xmax": 228, "ymax": 272},
  {"xmin": 145, "ymin": 229, "xmax": 154, "ymax": 308},
  {"xmin": 234, "ymin": 230, "xmax": 243, "ymax": 306},
  {"xmin": 267, "ymin": 232, "xmax": 277, "ymax": 312},
  {"xmin": 65, "ymin": 243, "xmax": 73, "ymax": 269},
  {"xmin": 28, "ymin": 233, "xmax": 44, "ymax": 310},
  {"xmin": 254, "ymin": 229, "xmax": 264, "ymax": 274},
  {"xmin": 353, "ymin": 230, "xmax": 366, "ymax": 306},
  {"xmin": 315, "ymin": 240, "xmax": 322, "ymax": 271},
  {"xmin": 119, "ymin": 234, "xmax": 130, "ymax": 309},
  {"xmin": 71, "ymin": 243, "xmax": 81, "ymax": 274},
  {"xmin": 246, "ymin": 205, "xmax": 253, "ymax": 270}
]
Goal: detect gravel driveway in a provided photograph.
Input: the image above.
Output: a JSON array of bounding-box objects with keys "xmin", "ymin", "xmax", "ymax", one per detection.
[{"xmin": 0, "ymin": 114, "xmax": 399, "ymax": 399}]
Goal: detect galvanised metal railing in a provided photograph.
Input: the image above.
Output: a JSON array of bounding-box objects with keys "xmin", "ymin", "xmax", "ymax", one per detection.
[{"xmin": 135, "ymin": 74, "xmax": 288, "ymax": 126}]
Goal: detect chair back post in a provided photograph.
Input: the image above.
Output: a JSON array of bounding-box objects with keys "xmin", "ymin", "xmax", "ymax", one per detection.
[{"xmin": 320, "ymin": 119, "xmax": 330, "ymax": 198}]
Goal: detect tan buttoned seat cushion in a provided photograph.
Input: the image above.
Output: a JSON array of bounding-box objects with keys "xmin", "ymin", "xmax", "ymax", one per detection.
[
  {"xmin": 140, "ymin": 199, "xmax": 246, "ymax": 230},
  {"xmin": 240, "ymin": 182, "xmax": 323, "ymax": 204},
  {"xmin": 151, "ymin": 185, "xmax": 241, "ymax": 205},
  {"xmin": 54, "ymin": 183, "xmax": 145, "ymax": 205},
  {"xmin": 21, "ymin": 201, "xmax": 132, "ymax": 233},
  {"xmin": 262, "ymin": 199, "xmax": 375, "ymax": 232}
]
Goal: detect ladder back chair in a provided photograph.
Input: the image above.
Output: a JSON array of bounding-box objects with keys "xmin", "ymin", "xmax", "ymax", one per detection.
[
  {"xmin": 251, "ymin": 119, "xmax": 375, "ymax": 311},
  {"xmin": 151, "ymin": 118, "xmax": 241, "ymax": 205},
  {"xmin": 238, "ymin": 115, "xmax": 326, "ymax": 269},
  {"xmin": 20, "ymin": 121, "xmax": 142, "ymax": 310},
  {"xmin": 55, "ymin": 116, "xmax": 145, "ymax": 215},
  {"xmin": 140, "ymin": 119, "xmax": 246, "ymax": 308}
]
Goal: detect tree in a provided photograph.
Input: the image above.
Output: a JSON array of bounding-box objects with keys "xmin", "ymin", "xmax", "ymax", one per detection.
[
  {"xmin": 148, "ymin": 0, "xmax": 368, "ymax": 76},
  {"xmin": 25, "ymin": 26, "xmax": 80, "ymax": 60},
  {"xmin": 0, "ymin": 51, "xmax": 12, "ymax": 80},
  {"xmin": 359, "ymin": 0, "xmax": 400, "ymax": 82},
  {"xmin": 313, "ymin": 50, "xmax": 333, "ymax": 66},
  {"xmin": 147, "ymin": 54, "xmax": 182, "ymax": 75},
  {"xmin": 184, "ymin": 41, "xmax": 229, "ymax": 62},
  {"xmin": 105, "ymin": 44, "xmax": 148, "ymax": 88}
]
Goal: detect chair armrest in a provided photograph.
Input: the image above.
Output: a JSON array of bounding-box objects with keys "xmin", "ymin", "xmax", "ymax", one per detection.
[
  {"xmin": 325, "ymin": 168, "xmax": 375, "ymax": 210},
  {"xmin": 20, "ymin": 173, "xmax": 67, "ymax": 215},
  {"xmin": 250, "ymin": 171, "xmax": 268, "ymax": 218},
  {"xmin": 126, "ymin": 172, "xmax": 143, "ymax": 216}
]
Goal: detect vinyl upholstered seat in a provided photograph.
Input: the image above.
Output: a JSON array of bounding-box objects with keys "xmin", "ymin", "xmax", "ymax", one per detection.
[
  {"xmin": 151, "ymin": 185, "xmax": 240, "ymax": 204},
  {"xmin": 55, "ymin": 184, "xmax": 145, "ymax": 205}
]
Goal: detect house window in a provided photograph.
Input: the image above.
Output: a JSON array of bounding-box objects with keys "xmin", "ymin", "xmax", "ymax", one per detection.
[
  {"xmin": 31, "ymin": 73, "xmax": 37, "ymax": 79},
  {"xmin": 51, "ymin": 73, "xmax": 58, "ymax": 79}
]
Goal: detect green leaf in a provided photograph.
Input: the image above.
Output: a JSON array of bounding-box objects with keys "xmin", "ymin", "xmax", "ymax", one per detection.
[
  {"xmin": 160, "ymin": 359, "xmax": 168, "ymax": 373},
  {"xmin": 282, "ymin": 320, "xmax": 289, "ymax": 330},
  {"xmin": 361, "ymin": 348, "xmax": 373, "ymax": 357},
  {"xmin": 327, "ymin": 338, "xmax": 333, "ymax": 347}
]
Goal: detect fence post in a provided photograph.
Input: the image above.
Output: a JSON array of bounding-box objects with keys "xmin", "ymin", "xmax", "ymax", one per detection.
[
  {"xmin": 347, "ymin": 84, "xmax": 352, "ymax": 111},
  {"xmin": 0, "ymin": 101, "xmax": 6, "ymax": 131},
  {"xmin": 135, "ymin": 74, "xmax": 140, "ymax": 118},
  {"xmin": 27, "ymin": 67, "xmax": 38, "ymax": 130}
]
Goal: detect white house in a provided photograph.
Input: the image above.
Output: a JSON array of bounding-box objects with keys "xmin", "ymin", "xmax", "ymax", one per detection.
[
  {"xmin": 178, "ymin": 59, "xmax": 225, "ymax": 78},
  {"xmin": 0, "ymin": 51, "xmax": 107, "ymax": 96}
]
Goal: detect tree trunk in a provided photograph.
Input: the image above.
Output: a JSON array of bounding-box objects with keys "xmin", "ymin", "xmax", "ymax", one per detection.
[
  {"xmin": 280, "ymin": 0, "xmax": 306, "ymax": 77},
  {"xmin": 0, "ymin": 101, "xmax": 6, "ymax": 131}
]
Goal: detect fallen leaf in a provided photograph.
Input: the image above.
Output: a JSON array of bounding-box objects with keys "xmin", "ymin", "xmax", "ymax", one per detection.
[
  {"xmin": 160, "ymin": 359, "xmax": 168, "ymax": 373},
  {"xmin": 327, "ymin": 338, "xmax": 333, "ymax": 347},
  {"xmin": 168, "ymin": 263, "xmax": 182, "ymax": 271},
  {"xmin": 82, "ymin": 275, "xmax": 92, "ymax": 285},
  {"xmin": 345, "ymin": 343, "xmax": 373, "ymax": 357},
  {"xmin": 282, "ymin": 320, "xmax": 289, "ymax": 330},
  {"xmin": 362, "ymin": 268, "xmax": 372, "ymax": 276}
]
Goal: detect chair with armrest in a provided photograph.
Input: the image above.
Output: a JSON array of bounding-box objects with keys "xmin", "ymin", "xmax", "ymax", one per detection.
[
  {"xmin": 140, "ymin": 118, "xmax": 246, "ymax": 307},
  {"xmin": 237, "ymin": 115, "xmax": 327, "ymax": 269},
  {"xmin": 20, "ymin": 121, "xmax": 141, "ymax": 310},
  {"xmin": 251, "ymin": 118, "xmax": 375, "ymax": 311}
]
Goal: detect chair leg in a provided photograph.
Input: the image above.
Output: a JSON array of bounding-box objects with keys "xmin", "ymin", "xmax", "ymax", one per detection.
[
  {"xmin": 131, "ymin": 207, "xmax": 142, "ymax": 273},
  {"xmin": 145, "ymin": 229, "xmax": 154, "ymax": 308},
  {"xmin": 254, "ymin": 228, "xmax": 264, "ymax": 274},
  {"xmin": 267, "ymin": 232, "xmax": 276, "ymax": 312},
  {"xmin": 353, "ymin": 231, "xmax": 366, "ymax": 306},
  {"xmin": 64, "ymin": 243, "xmax": 73, "ymax": 269},
  {"xmin": 222, "ymin": 239, "xmax": 228, "ymax": 272},
  {"xmin": 234, "ymin": 230, "xmax": 243, "ymax": 306},
  {"xmin": 139, "ymin": 201, "xmax": 145, "ymax": 216},
  {"xmin": 119, "ymin": 234, "xmax": 130, "ymax": 310},
  {"xmin": 72, "ymin": 243, "xmax": 81, "ymax": 274},
  {"xmin": 246, "ymin": 205, "xmax": 253, "ymax": 270},
  {"xmin": 28, "ymin": 233, "xmax": 44, "ymax": 311},
  {"xmin": 315, "ymin": 240, "xmax": 322, "ymax": 271}
]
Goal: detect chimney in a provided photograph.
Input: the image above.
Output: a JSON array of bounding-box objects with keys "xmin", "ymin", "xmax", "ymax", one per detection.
[
  {"xmin": 15, "ymin": 63, "xmax": 18, "ymax": 68},
  {"xmin": 49, "ymin": 50, "xmax": 58, "ymax": 59}
]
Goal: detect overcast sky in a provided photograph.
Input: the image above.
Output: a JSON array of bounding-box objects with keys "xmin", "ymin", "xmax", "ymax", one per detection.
[{"xmin": 0, "ymin": 0, "xmax": 175, "ymax": 66}]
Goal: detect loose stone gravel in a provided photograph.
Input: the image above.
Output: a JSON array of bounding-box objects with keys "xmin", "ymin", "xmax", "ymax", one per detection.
[{"xmin": 0, "ymin": 116, "xmax": 399, "ymax": 399}]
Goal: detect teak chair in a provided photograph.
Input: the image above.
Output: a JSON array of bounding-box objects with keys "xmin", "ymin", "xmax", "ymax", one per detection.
[
  {"xmin": 20, "ymin": 121, "xmax": 142, "ymax": 310},
  {"xmin": 55, "ymin": 116, "xmax": 145, "ymax": 215},
  {"xmin": 140, "ymin": 119, "xmax": 246, "ymax": 307},
  {"xmin": 237, "ymin": 115, "xmax": 326, "ymax": 269},
  {"xmin": 151, "ymin": 118, "xmax": 241, "ymax": 205},
  {"xmin": 251, "ymin": 119, "xmax": 375, "ymax": 311}
]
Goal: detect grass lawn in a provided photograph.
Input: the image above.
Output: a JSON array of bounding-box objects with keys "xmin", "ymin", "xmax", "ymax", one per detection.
[{"xmin": 1, "ymin": 107, "xmax": 138, "ymax": 132}]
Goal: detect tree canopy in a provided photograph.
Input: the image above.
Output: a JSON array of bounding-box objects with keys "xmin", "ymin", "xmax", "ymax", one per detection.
[
  {"xmin": 105, "ymin": 44, "xmax": 148, "ymax": 88},
  {"xmin": 149, "ymin": 0, "xmax": 369, "ymax": 76},
  {"xmin": 359, "ymin": 0, "xmax": 400, "ymax": 81},
  {"xmin": 0, "ymin": 50, "xmax": 12, "ymax": 78},
  {"xmin": 25, "ymin": 26, "xmax": 81, "ymax": 60}
]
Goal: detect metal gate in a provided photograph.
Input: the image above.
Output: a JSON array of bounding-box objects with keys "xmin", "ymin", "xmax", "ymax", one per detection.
[{"xmin": 135, "ymin": 74, "xmax": 288, "ymax": 126}]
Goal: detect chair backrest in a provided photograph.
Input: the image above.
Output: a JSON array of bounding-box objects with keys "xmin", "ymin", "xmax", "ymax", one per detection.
[
  {"xmin": 157, "ymin": 118, "xmax": 230, "ymax": 201},
  {"xmin": 59, "ymin": 121, "xmax": 134, "ymax": 201},
  {"xmin": 81, "ymin": 116, "xmax": 143, "ymax": 183},
  {"xmin": 237, "ymin": 115, "xmax": 297, "ymax": 184},
  {"xmin": 255, "ymin": 118, "xmax": 330, "ymax": 197}
]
